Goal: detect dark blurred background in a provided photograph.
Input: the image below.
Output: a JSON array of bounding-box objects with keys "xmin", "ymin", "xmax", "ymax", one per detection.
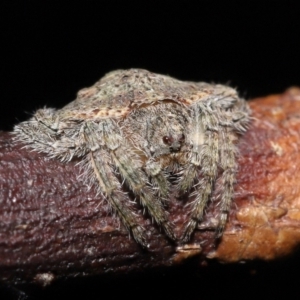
[
  {"xmin": 1, "ymin": 1, "xmax": 300, "ymax": 131},
  {"xmin": 1, "ymin": 1, "xmax": 300, "ymax": 299}
]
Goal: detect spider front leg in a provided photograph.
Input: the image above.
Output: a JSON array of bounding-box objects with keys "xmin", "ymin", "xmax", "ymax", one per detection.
[
  {"xmin": 213, "ymin": 99, "xmax": 250, "ymax": 236},
  {"xmin": 215, "ymin": 126, "xmax": 239, "ymax": 237},
  {"xmin": 84, "ymin": 120, "xmax": 175, "ymax": 246},
  {"xmin": 88, "ymin": 148, "xmax": 148, "ymax": 246},
  {"xmin": 179, "ymin": 97, "xmax": 247, "ymax": 242},
  {"xmin": 144, "ymin": 158, "xmax": 170, "ymax": 202},
  {"xmin": 179, "ymin": 104, "xmax": 220, "ymax": 242}
]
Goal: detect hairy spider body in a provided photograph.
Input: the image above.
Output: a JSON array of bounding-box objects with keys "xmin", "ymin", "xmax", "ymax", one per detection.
[{"xmin": 14, "ymin": 69, "xmax": 250, "ymax": 247}]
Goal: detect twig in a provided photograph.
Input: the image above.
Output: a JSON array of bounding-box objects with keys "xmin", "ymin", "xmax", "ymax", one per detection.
[{"xmin": 1, "ymin": 88, "xmax": 300, "ymax": 285}]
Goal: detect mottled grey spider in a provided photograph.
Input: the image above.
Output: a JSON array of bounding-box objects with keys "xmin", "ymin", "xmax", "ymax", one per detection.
[{"xmin": 14, "ymin": 69, "xmax": 250, "ymax": 247}]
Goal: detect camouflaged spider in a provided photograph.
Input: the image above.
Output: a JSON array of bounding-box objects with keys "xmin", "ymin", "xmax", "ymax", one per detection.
[{"xmin": 14, "ymin": 69, "xmax": 250, "ymax": 247}]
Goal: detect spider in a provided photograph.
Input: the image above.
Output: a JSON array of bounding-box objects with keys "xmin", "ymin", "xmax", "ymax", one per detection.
[{"xmin": 14, "ymin": 69, "xmax": 250, "ymax": 247}]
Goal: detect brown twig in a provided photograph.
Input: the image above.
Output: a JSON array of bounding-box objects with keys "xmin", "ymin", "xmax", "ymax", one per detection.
[{"xmin": 1, "ymin": 88, "xmax": 300, "ymax": 285}]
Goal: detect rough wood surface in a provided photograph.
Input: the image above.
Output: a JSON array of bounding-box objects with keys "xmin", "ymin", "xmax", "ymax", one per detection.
[{"xmin": 1, "ymin": 88, "xmax": 300, "ymax": 285}]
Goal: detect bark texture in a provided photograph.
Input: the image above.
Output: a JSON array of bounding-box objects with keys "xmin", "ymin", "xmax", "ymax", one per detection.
[{"xmin": 1, "ymin": 88, "xmax": 300, "ymax": 285}]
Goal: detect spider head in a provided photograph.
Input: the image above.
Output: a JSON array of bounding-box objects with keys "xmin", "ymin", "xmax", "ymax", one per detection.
[
  {"xmin": 148, "ymin": 124, "xmax": 186, "ymax": 157},
  {"xmin": 125, "ymin": 103, "xmax": 188, "ymax": 158},
  {"xmin": 141, "ymin": 104, "xmax": 188, "ymax": 158},
  {"xmin": 162, "ymin": 134, "xmax": 185, "ymax": 153}
]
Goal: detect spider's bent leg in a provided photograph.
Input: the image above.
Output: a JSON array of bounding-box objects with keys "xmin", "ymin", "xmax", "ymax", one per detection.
[
  {"xmin": 110, "ymin": 141, "xmax": 175, "ymax": 241},
  {"xmin": 144, "ymin": 158, "xmax": 170, "ymax": 202},
  {"xmin": 215, "ymin": 101, "xmax": 250, "ymax": 237},
  {"xmin": 100, "ymin": 120, "xmax": 174, "ymax": 240},
  {"xmin": 180, "ymin": 104, "xmax": 220, "ymax": 242},
  {"xmin": 84, "ymin": 120, "xmax": 175, "ymax": 245},
  {"xmin": 83, "ymin": 121, "xmax": 148, "ymax": 246},
  {"xmin": 215, "ymin": 126, "xmax": 238, "ymax": 237},
  {"xmin": 14, "ymin": 108, "xmax": 60, "ymax": 153},
  {"xmin": 14, "ymin": 108, "xmax": 86, "ymax": 161}
]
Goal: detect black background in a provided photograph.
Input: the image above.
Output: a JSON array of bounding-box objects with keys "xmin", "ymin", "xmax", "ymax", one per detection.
[
  {"xmin": 1, "ymin": 1, "xmax": 300, "ymax": 131},
  {"xmin": 1, "ymin": 1, "xmax": 300, "ymax": 299}
]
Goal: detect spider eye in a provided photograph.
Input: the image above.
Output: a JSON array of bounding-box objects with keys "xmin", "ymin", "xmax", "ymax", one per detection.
[
  {"xmin": 179, "ymin": 134, "xmax": 185, "ymax": 143},
  {"xmin": 163, "ymin": 136, "xmax": 173, "ymax": 145}
]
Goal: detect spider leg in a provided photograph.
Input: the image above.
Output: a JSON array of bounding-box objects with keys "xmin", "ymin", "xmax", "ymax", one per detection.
[
  {"xmin": 14, "ymin": 108, "xmax": 86, "ymax": 161},
  {"xmin": 84, "ymin": 120, "xmax": 175, "ymax": 245},
  {"xmin": 214, "ymin": 99, "xmax": 250, "ymax": 236},
  {"xmin": 144, "ymin": 158, "xmax": 170, "ymax": 202},
  {"xmin": 215, "ymin": 126, "xmax": 238, "ymax": 237},
  {"xmin": 14, "ymin": 108, "xmax": 59, "ymax": 152},
  {"xmin": 180, "ymin": 93, "xmax": 249, "ymax": 242},
  {"xmin": 88, "ymin": 148, "xmax": 147, "ymax": 246},
  {"xmin": 109, "ymin": 139, "xmax": 175, "ymax": 241},
  {"xmin": 180, "ymin": 104, "xmax": 220, "ymax": 242}
]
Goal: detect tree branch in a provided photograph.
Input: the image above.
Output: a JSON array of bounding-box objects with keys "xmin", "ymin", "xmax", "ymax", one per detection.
[{"xmin": 1, "ymin": 88, "xmax": 300, "ymax": 285}]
